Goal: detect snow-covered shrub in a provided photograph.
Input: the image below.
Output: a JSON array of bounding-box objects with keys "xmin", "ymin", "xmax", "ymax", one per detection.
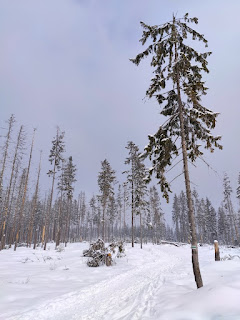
[
  {"xmin": 109, "ymin": 240, "xmax": 126, "ymax": 258},
  {"xmin": 84, "ymin": 239, "xmax": 126, "ymax": 267},
  {"xmin": 85, "ymin": 239, "xmax": 105, "ymax": 255},
  {"xmin": 84, "ymin": 239, "xmax": 107, "ymax": 267},
  {"xmin": 87, "ymin": 250, "xmax": 107, "ymax": 267},
  {"xmin": 221, "ymin": 254, "xmax": 240, "ymax": 261}
]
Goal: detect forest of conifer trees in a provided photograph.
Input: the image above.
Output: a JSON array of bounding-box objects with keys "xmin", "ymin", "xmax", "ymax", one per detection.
[{"xmin": 0, "ymin": 115, "xmax": 239, "ymax": 252}]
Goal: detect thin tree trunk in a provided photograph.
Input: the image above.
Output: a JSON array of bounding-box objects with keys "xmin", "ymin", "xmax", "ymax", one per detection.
[
  {"xmin": 173, "ymin": 26, "xmax": 203, "ymax": 288},
  {"xmin": 1, "ymin": 126, "xmax": 24, "ymax": 250},
  {"xmin": 27, "ymin": 151, "xmax": 41, "ymax": 247},
  {"xmin": 14, "ymin": 129, "xmax": 35, "ymax": 251},
  {"xmin": 0, "ymin": 115, "xmax": 15, "ymax": 210},
  {"xmin": 175, "ymin": 59, "xmax": 203, "ymax": 288},
  {"xmin": 8, "ymin": 169, "xmax": 25, "ymax": 248},
  {"xmin": 44, "ymin": 162, "xmax": 56, "ymax": 250}
]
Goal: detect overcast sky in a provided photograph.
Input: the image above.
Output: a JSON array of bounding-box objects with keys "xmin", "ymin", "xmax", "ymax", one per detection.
[{"xmin": 0, "ymin": 0, "xmax": 240, "ymax": 218}]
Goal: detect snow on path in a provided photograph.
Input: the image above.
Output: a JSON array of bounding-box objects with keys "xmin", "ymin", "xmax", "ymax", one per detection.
[
  {"xmin": 2, "ymin": 243, "xmax": 240, "ymax": 320},
  {"xmin": 6, "ymin": 245, "xmax": 186, "ymax": 320}
]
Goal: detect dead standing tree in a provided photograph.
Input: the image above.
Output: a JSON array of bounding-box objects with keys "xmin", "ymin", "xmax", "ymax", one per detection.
[
  {"xmin": 14, "ymin": 129, "xmax": 36, "ymax": 251},
  {"xmin": 0, "ymin": 115, "xmax": 15, "ymax": 208},
  {"xmin": 0, "ymin": 125, "xmax": 25, "ymax": 250},
  {"xmin": 27, "ymin": 151, "xmax": 42, "ymax": 247},
  {"xmin": 44, "ymin": 127, "xmax": 65, "ymax": 250},
  {"xmin": 131, "ymin": 14, "xmax": 222, "ymax": 288}
]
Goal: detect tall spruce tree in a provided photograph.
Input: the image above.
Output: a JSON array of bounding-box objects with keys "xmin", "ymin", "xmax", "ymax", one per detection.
[
  {"xmin": 44, "ymin": 127, "xmax": 65, "ymax": 250},
  {"xmin": 98, "ymin": 159, "xmax": 116, "ymax": 242},
  {"xmin": 124, "ymin": 142, "xmax": 139, "ymax": 247},
  {"xmin": 62, "ymin": 156, "xmax": 77, "ymax": 246},
  {"xmin": 131, "ymin": 13, "xmax": 222, "ymax": 288},
  {"xmin": 124, "ymin": 141, "xmax": 148, "ymax": 248}
]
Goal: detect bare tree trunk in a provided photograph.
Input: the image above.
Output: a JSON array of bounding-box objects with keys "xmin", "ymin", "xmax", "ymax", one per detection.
[
  {"xmin": 27, "ymin": 151, "xmax": 41, "ymax": 247},
  {"xmin": 14, "ymin": 129, "xmax": 36, "ymax": 251},
  {"xmin": 8, "ymin": 169, "xmax": 25, "ymax": 248},
  {"xmin": 1, "ymin": 125, "xmax": 24, "ymax": 250},
  {"xmin": 41, "ymin": 225, "xmax": 46, "ymax": 246},
  {"xmin": 44, "ymin": 162, "xmax": 56, "ymax": 250},
  {"xmin": 0, "ymin": 115, "xmax": 15, "ymax": 209},
  {"xmin": 214, "ymin": 240, "xmax": 220, "ymax": 261},
  {"xmin": 176, "ymin": 61, "xmax": 203, "ymax": 288}
]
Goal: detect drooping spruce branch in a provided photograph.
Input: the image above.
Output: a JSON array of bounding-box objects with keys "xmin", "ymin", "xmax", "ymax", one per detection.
[{"xmin": 131, "ymin": 13, "xmax": 222, "ymax": 202}]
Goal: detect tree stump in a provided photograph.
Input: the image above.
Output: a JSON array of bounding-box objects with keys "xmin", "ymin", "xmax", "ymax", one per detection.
[
  {"xmin": 214, "ymin": 240, "xmax": 220, "ymax": 261},
  {"xmin": 106, "ymin": 253, "xmax": 112, "ymax": 266}
]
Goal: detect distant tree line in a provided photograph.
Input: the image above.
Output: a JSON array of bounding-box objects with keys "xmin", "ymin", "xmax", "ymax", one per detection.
[
  {"xmin": 0, "ymin": 116, "xmax": 238, "ymax": 252},
  {"xmin": 172, "ymin": 173, "xmax": 240, "ymax": 245},
  {"xmin": 0, "ymin": 115, "xmax": 170, "ymax": 251}
]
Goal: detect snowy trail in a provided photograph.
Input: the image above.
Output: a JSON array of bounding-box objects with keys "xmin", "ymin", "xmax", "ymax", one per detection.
[
  {"xmin": 3, "ymin": 243, "xmax": 240, "ymax": 319},
  {"xmin": 8, "ymin": 247, "xmax": 184, "ymax": 320}
]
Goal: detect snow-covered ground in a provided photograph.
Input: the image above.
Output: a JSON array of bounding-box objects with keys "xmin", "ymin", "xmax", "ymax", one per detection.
[{"xmin": 1, "ymin": 242, "xmax": 240, "ymax": 320}]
